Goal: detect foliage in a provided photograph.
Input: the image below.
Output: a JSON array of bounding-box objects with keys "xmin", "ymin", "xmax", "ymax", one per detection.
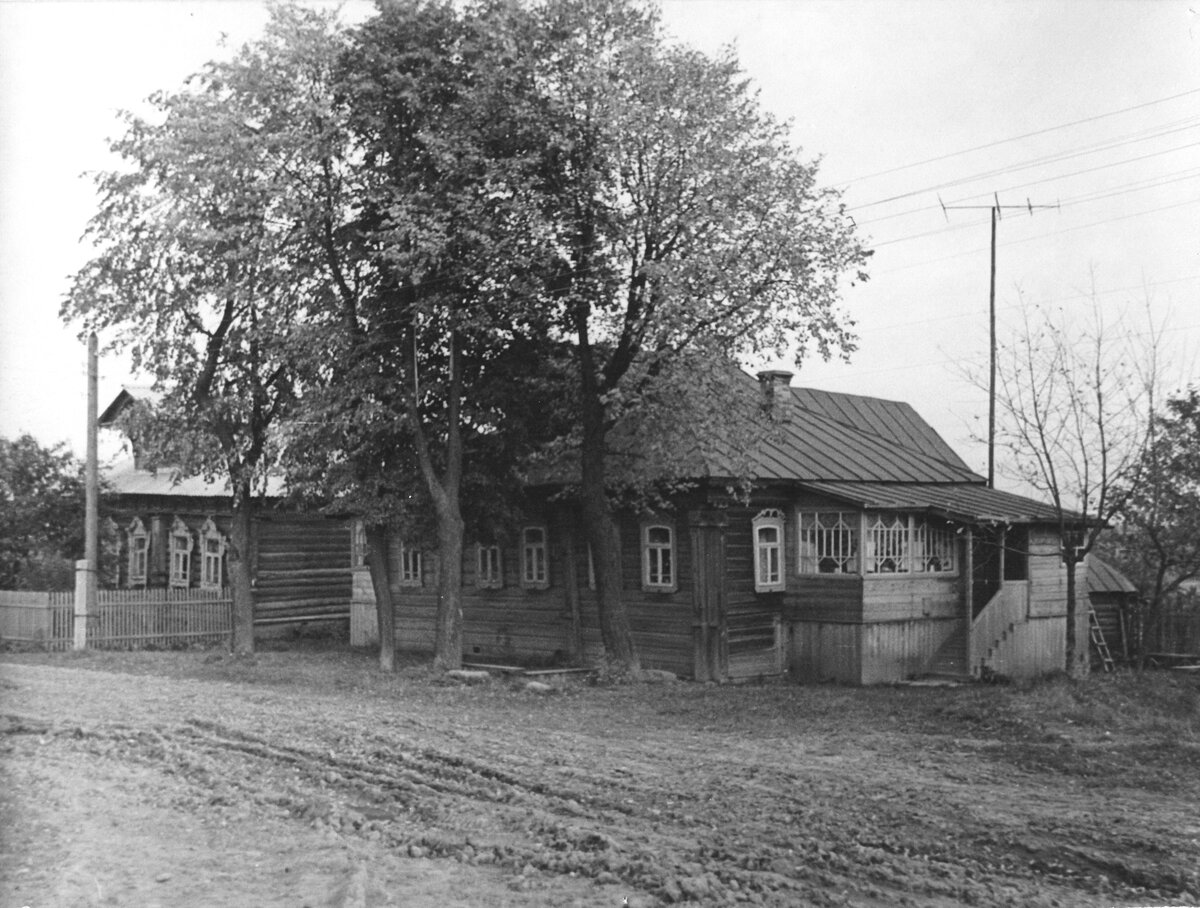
[
  {"xmin": 522, "ymin": 0, "xmax": 869, "ymax": 666},
  {"xmin": 0, "ymin": 435, "xmax": 92, "ymax": 589},
  {"xmin": 63, "ymin": 5, "xmax": 351, "ymax": 651},
  {"xmin": 1103, "ymin": 387, "xmax": 1200, "ymax": 656}
]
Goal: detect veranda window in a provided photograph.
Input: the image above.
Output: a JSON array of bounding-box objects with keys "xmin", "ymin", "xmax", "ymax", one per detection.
[
  {"xmin": 521, "ymin": 527, "xmax": 549, "ymax": 589},
  {"xmin": 752, "ymin": 509, "xmax": 785, "ymax": 592},
  {"xmin": 199, "ymin": 518, "xmax": 225, "ymax": 590},
  {"xmin": 642, "ymin": 523, "xmax": 675, "ymax": 591},
  {"xmin": 476, "ymin": 544, "xmax": 503, "ymax": 589},
  {"xmin": 798, "ymin": 511, "xmax": 858, "ymax": 574},
  {"xmin": 127, "ymin": 517, "xmax": 148, "ymax": 587},
  {"xmin": 169, "ymin": 517, "xmax": 193, "ymax": 588},
  {"xmin": 913, "ymin": 520, "xmax": 956, "ymax": 573},
  {"xmin": 866, "ymin": 513, "xmax": 909, "ymax": 573}
]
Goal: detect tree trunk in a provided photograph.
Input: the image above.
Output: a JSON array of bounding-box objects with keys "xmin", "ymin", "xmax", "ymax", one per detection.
[
  {"xmin": 365, "ymin": 524, "xmax": 397, "ymax": 672},
  {"xmin": 432, "ymin": 505, "xmax": 464, "ymax": 672},
  {"xmin": 227, "ymin": 484, "xmax": 255, "ymax": 656},
  {"xmin": 580, "ymin": 398, "xmax": 640, "ymax": 671},
  {"xmin": 1065, "ymin": 554, "xmax": 1079, "ymax": 676},
  {"xmin": 560, "ymin": 518, "xmax": 585, "ymax": 665}
]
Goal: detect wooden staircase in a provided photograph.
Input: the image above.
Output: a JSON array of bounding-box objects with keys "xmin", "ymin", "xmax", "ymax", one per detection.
[{"xmin": 925, "ymin": 626, "xmax": 970, "ymax": 679}]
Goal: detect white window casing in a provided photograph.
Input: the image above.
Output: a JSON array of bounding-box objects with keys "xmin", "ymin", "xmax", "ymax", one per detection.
[
  {"xmin": 642, "ymin": 523, "xmax": 676, "ymax": 591},
  {"xmin": 399, "ymin": 544, "xmax": 423, "ymax": 587},
  {"xmin": 752, "ymin": 509, "xmax": 786, "ymax": 592},
  {"xmin": 169, "ymin": 517, "xmax": 194, "ymax": 588},
  {"xmin": 199, "ymin": 517, "xmax": 226, "ymax": 590},
  {"xmin": 477, "ymin": 543, "xmax": 503, "ymax": 589},
  {"xmin": 127, "ymin": 517, "xmax": 149, "ymax": 587},
  {"xmin": 521, "ymin": 526, "xmax": 549, "ymax": 589}
]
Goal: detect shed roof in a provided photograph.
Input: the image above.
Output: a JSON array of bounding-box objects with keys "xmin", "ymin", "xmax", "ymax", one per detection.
[
  {"xmin": 1087, "ymin": 557, "xmax": 1138, "ymax": 595},
  {"xmin": 795, "ymin": 480, "xmax": 1073, "ymax": 525}
]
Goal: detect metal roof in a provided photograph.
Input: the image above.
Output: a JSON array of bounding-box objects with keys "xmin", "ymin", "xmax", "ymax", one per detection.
[
  {"xmin": 795, "ymin": 480, "xmax": 1076, "ymax": 526},
  {"xmin": 1087, "ymin": 557, "xmax": 1138, "ymax": 595},
  {"xmin": 104, "ymin": 457, "xmax": 285, "ymax": 499}
]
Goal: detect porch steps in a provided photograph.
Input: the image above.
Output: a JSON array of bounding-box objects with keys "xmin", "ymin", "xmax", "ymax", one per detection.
[
  {"xmin": 923, "ymin": 627, "xmax": 971, "ymax": 680},
  {"xmin": 1088, "ymin": 607, "xmax": 1116, "ymax": 673}
]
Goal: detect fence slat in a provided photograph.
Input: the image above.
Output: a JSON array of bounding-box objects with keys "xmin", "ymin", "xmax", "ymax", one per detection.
[{"xmin": 1, "ymin": 587, "xmax": 232, "ymax": 650}]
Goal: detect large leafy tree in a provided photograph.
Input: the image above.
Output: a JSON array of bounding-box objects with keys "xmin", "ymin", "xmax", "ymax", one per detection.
[
  {"xmin": 527, "ymin": 0, "xmax": 868, "ymax": 668},
  {"xmin": 0, "ymin": 435, "xmax": 88, "ymax": 590},
  {"xmin": 64, "ymin": 5, "xmax": 348, "ymax": 653},
  {"xmin": 286, "ymin": 0, "xmax": 564, "ymax": 671},
  {"xmin": 1107, "ymin": 388, "xmax": 1200, "ymax": 660}
]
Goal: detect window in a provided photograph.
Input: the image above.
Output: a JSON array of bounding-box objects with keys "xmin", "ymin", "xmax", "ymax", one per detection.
[
  {"xmin": 399, "ymin": 544, "xmax": 423, "ymax": 587},
  {"xmin": 127, "ymin": 517, "xmax": 149, "ymax": 587},
  {"xmin": 476, "ymin": 544, "xmax": 503, "ymax": 589},
  {"xmin": 169, "ymin": 517, "xmax": 193, "ymax": 588},
  {"xmin": 914, "ymin": 520, "xmax": 956, "ymax": 574},
  {"xmin": 521, "ymin": 527, "xmax": 549, "ymax": 589},
  {"xmin": 866, "ymin": 513, "xmax": 910, "ymax": 573},
  {"xmin": 642, "ymin": 523, "xmax": 675, "ymax": 591},
  {"xmin": 798, "ymin": 511, "xmax": 858, "ymax": 574},
  {"xmin": 199, "ymin": 518, "xmax": 225, "ymax": 590},
  {"xmin": 752, "ymin": 509, "xmax": 786, "ymax": 592}
]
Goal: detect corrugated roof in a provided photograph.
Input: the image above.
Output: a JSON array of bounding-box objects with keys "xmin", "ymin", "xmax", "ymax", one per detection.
[
  {"xmin": 1087, "ymin": 557, "xmax": 1138, "ymax": 595},
  {"xmin": 796, "ymin": 480, "xmax": 1074, "ymax": 525}
]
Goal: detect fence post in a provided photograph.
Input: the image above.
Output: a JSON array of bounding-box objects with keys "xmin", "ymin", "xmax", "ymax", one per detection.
[{"xmin": 73, "ymin": 559, "xmax": 92, "ymax": 650}]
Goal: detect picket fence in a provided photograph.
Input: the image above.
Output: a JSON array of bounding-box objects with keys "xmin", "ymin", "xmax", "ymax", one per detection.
[{"xmin": 0, "ymin": 587, "xmax": 232, "ymax": 650}]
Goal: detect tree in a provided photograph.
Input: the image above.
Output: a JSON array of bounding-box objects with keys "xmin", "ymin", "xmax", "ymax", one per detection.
[
  {"xmin": 1106, "ymin": 388, "xmax": 1200, "ymax": 660},
  {"xmin": 527, "ymin": 0, "xmax": 868, "ymax": 668},
  {"xmin": 990, "ymin": 294, "xmax": 1163, "ymax": 674},
  {"xmin": 0, "ymin": 435, "xmax": 89, "ymax": 590},
  {"xmin": 64, "ymin": 5, "xmax": 348, "ymax": 653},
  {"xmin": 285, "ymin": 0, "xmax": 564, "ymax": 671}
]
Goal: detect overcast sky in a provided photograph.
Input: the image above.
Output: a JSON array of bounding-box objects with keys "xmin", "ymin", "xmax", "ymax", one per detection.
[{"xmin": 1, "ymin": 0, "xmax": 1198, "ymax": 478}]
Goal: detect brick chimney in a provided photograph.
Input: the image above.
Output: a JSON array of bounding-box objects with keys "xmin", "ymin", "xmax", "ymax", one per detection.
[{"xmin": 756, "ymin": 369, "xmax": 794, "ymax": 422}]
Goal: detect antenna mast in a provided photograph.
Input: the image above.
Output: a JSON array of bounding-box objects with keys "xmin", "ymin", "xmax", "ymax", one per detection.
[{"xmin": 939, "ymin": 194, "xmax": 1059, "ymax": 488}]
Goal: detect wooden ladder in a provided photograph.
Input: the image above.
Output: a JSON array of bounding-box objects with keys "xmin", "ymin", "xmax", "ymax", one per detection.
[{"xmin": 1089, "ymin": 606, "xmax": 1116, "ymax": 673}]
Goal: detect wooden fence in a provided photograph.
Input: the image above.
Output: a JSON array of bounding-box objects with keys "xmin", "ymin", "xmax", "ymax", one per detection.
[{"xmin": 0, "ymin": 588, "xmax": 232, "ymax": 650}]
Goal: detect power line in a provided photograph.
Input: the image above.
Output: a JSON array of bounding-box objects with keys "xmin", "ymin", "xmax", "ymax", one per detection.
[{"xmin": 839, "ymin": 87, "xmax": 1200, "ymax": 187}]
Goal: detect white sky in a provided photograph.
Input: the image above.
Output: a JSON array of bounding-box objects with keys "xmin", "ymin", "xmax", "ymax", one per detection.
[{"xmin": 1, "ymin": 0, "xmax": 1198, "ymax": 478}]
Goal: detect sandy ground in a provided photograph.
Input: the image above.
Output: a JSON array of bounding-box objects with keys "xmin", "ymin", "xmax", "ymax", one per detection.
[{"xmin": 1, "ymin": 648, "xmax": 1198, "ymax": 907}]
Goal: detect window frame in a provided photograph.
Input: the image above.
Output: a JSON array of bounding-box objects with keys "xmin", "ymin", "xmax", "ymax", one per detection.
[
  {"xmin": 168, "ymin": 517, "xmax": 194, "ymax": 588},
  {"xmin": 752, "ymin": 509, "xmax": 786, "ymax": 592},
  {"xmin": 351, "ymin": 520, "xmax": 368, "ymax": 568},
  {"xmin": 642, "ymin": 522, "xmax": 677, "ymax": 592},
  {"xmin": 797, "ymin": 510, "xmax": 860, "ymax": 575},
  {"xmin": 476, "ymin": 543, "xmax": 503, "ymax": 590},
  {"xmin": 198, "ymin": 517, "xmax": 226, "ymax": 591},
  {"xmin": 127, "ymin": 517, "xmax": 149, "ymax": 588},
  {"xmin": 521, "ymin": 526, "xmax": 549, "ymax": 590},
  {"xmin": 399, "ymin": 544, "xmax": 423, "ymax": 587}
]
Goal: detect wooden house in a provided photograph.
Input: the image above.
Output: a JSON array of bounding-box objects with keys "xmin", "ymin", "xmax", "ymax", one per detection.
[
  {"xmin": 99, "ymin": 389, "xmax": 352, "ymax": 630},
  {"xmin": 351, "ymin": 370, "xmax": 1092, "ymax": 682}
]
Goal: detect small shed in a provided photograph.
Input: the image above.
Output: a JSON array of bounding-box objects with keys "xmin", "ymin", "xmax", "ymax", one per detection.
[{"xmin": 1087, "ymin": 557, "xmax": 1138, "ymax": 663}]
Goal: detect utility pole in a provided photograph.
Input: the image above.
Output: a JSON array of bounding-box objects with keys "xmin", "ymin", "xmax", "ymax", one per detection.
[
  {"xmin": 940, "ymin": 194, "xmax": 1058, "ymax": 488},
  {"xmin": 75, "ymin": 332, "xmax": 99, "ymax": 650}
]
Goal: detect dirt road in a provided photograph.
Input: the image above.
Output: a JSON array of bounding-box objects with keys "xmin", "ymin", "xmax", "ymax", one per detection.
[{"xmin": 1, "ymin": 648, "xmax": 1198, "ymax": 907}]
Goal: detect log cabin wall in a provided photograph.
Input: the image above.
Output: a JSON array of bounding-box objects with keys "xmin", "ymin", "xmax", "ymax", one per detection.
[
  {"xmin": 105, "ymin": 497, "xmax": 352, "ymax": 627},
  {"xmin": 251, "ymin": 514, "xmax": 352, "ymax": 625}
]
